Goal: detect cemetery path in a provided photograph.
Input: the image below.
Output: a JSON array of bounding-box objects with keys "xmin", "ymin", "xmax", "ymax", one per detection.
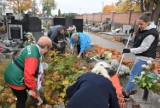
[{"xmin": 85, "ymin": 32, "xmax": 135, "ymax": 61}]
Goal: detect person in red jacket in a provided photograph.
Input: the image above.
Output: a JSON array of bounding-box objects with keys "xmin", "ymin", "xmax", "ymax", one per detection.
[{"xmin": 4, "ymin": 36, "xmax": 52, "ymax": 108}]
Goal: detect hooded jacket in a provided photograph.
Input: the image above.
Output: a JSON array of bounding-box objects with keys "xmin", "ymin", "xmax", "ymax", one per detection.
[{"xmin": 130, "ymin": 22, "xmax": 159, "ymax": 60}]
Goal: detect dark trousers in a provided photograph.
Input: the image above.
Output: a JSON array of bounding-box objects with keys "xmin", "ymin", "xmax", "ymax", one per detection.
[{"xmin": 11, "ymin": 88, "xmax": 27, "ymax": 108}]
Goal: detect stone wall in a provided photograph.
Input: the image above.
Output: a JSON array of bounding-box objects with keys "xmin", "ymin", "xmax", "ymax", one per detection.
[{"xmin": 75, "ymin": 11, "xmax": 142, "ymax": 25}]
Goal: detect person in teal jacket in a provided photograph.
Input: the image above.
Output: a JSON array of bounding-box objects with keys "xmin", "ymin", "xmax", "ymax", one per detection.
[
  {"xmin": 70, "ymin": 32, "xmax": 91, "ymax": 58},
  {"xmin": 4, "ymin": 36, "xmax": 52, "ymax": 108}
]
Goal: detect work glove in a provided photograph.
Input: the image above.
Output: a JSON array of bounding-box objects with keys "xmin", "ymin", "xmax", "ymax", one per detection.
[
  {"xmin": 28, "ymin": 90, "xmax": 43, "ymax": 106},
  {"xmin": 28, "ymin": 90, "xmax": 39, "ymax": 98},
  {"xmin": 123, "ymin": 48, "xmax": 130, "ymax": 53},
  {"xmin": 56, "ymin": 44, "xmax": 61, "ymax": 48}
]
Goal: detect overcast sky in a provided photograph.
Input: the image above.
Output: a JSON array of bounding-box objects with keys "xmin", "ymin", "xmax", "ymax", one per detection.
[{"xmin": 52, "ymin": 0, "xmax": 118, "ymax": 15}]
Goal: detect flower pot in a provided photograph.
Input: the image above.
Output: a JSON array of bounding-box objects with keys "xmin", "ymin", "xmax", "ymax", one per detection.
[{"xmin": 142, "ymin": 88, "xmax": 149, "ymax": 101}]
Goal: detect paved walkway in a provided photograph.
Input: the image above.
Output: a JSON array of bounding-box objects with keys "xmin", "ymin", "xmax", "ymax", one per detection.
[{"xmin": 85, "ymin": 31, "xmax": 136, "ymax": 61}]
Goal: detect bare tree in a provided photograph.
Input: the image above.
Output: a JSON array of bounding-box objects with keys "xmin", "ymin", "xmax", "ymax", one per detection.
[
  {"xmin": 153, "ymin": 0, "xmax": 160, "ymax": 24},
  {"xmin": 149, "ymin": 0, "xmax": 154, "ymax": 12},
  {"xmin": 140, "ymin": 0, "xmax": 144, "ymax": 12}
]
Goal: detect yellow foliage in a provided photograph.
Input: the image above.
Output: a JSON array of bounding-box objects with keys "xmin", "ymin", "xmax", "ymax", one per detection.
[
  {"xmin": 131, "ymin": 3, "xmax": 141, "ymax": 12},
  {"xmin": 62, "ymin": 80, "xmax": 69, "ymax": 85},
  {"xmin": 7, "ymin": 0, "xmax": 33, "ymax": 13},
  {"xmin": 103, "ymin": 3, "xmax": 115, "ymax": 13},
  {"xmin": 114, "ymin": 1, "xmax": 140, "ymax": 12}
]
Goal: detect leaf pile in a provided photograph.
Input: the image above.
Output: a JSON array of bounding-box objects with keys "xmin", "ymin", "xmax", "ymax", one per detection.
[{"xmin": 42, "ymin": 51, "xmax": 84, "ymax": 105}]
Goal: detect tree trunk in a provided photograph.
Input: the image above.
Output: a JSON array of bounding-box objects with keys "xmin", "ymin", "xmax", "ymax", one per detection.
[
  {"xmin": 140, "ymin": 0, "xmax": 145, "ymax": 12},
  {"xmin": 144, "ymin": 0, "xmax": 150, "ymax": 11},
  {"xmin": 153, "ymin": 0, "xmax": 160, "ymax": 25},
  {"xmin": 149, "ymin": 0, "xmax": 154, "ymax": 12}
]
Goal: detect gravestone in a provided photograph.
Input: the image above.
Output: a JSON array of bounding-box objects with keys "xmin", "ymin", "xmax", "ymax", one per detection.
[
  {"xmin": 123, "ymin": 25, "xmax": 131, "ymax": 34},
  {"xmin": 0, "ymin": 23, "xmax": 3, "ymax": 26},
  {"xmin": 65, "ymin": 18, "xmax": 73, "ymax": 28},
  {"xmin": 53, "ymin": 18, "xmax": 83, "ymax": 32},
  {"xmin": 32, "ymin": 32, "xmax": 44, "ymax": 41},
  {"xmin": 6, "ymin": 13, "xmax": 13, "ymax": 20},
  {"xmin": 73, "ymin": 19, "xmax": 83, "ymax": 32},
  {"xmin": 8, "ymin": 24, "xmax": 23, "ymax": 40},
  {"xmin": 53, "ymin": 18, "xmax": 65, "ymax": 26},
  {"xmin": 29, "ymin": 17, "xmax": 41, "ymax": 32},
  {"xmin": 22, "ymin": 14, "xmax": 29, "ymax": 32}
]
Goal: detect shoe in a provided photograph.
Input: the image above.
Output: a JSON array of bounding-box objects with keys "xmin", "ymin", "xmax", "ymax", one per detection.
[
  {"xmin": 130, "ymin": 90, "xmax": 137, "ymax": 95},
  {"xmin": 122, "ymin": 91, "xmax": 129, "ymax": 98}
]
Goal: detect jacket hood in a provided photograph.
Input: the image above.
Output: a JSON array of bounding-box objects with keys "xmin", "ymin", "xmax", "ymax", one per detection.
[{"xmin": 144, "ymin": 22, "xmax": 157, "ymax": 30}]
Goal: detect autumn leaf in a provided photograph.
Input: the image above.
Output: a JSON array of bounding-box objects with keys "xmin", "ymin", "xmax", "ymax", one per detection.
[
  {"xmin": 62, "ymin": 80, "xmax": 69, "ymax": 86},
  {"xmin": 7, "ymin": 0, "xmax": 33, "ymax": 13}
]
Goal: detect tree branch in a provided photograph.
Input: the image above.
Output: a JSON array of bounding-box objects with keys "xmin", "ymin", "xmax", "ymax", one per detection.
[{"xmin": 140, "ymin": 0, "xmax": 144, "ymax": 12}]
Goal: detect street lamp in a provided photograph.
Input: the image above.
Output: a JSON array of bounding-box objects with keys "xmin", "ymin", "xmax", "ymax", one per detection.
[{"xmin": 102, "ymin": 1, "xmax": 104, "ymax": 12}]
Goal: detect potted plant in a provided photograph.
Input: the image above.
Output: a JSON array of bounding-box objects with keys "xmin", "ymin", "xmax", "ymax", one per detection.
[{"xmin": 134, "ymin": 61, "xmax": 160, "ymax": 101}]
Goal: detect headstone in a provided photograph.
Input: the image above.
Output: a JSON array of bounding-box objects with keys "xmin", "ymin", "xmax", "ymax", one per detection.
[
  {"xmin": 72, "ymin": 19, "xmax": 83, "ymax": 32},
  {"xmin": 123, "ymin": 25, "xmax": 131, "ymax": 34},
  {"xmin": 53, "ymin": 18, "xmax": 83, "ymax": 32},
  {"xmin": 8, "ymin": 24, "xmax": 23, "ymax": 40},
  {"xmin": 0, "ymin": 23, "xmax": 3, "ymax": 26},
  {"xmin": 105, "ymin": 18, "xmax": 110, "ymax": 23},
  {"xmin": 29, "ymin": 17, "xmax": 41, "ymax": 32},
  {"xmin": 32, "ymin": 32, "xmax": 44, "ymax": 41},
  {"xmin": 22, "ymin": 14, "xmax": 29, "ymax": 32},
  {"xmin": 6, "ymin": 13, "xmax": 13, "ymax": 20},
  {"xmin": 53, "ymin": 18, "xmax": 65, "ymax": 26},
  {"xmin": 65, "ymin": 18, "xmax": 72, "ymax": 28}
]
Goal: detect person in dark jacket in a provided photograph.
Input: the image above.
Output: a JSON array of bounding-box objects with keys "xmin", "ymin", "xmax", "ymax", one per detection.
[
  {"xmin": 122, "ymin": 12, "xmax": 159, "ymax": 98},
  {"xmin": 48, "ymin": 25, "xmax": 66, "ymax": 54},
  {"xmin": 66, "ymin": 61, "xmax": 120, "ymax": 108}
]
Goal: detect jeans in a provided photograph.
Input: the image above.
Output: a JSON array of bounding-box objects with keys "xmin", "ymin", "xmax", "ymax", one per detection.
[{"xmin": 126, "ymin": 59, "xmax": 147, "ymax": 93}]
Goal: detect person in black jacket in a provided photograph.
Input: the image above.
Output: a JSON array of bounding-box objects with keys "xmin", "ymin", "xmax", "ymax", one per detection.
[
  {"xmin": 122, "ymin": 12, "xmax": 159, "ymax": 98},
  {"xmin": 47, "ymin": 25, "xmax": 66, "ymax": 54},
  {"xmin": 66, "ymin": 61, "xmax": 120, "ymax": 108}
]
